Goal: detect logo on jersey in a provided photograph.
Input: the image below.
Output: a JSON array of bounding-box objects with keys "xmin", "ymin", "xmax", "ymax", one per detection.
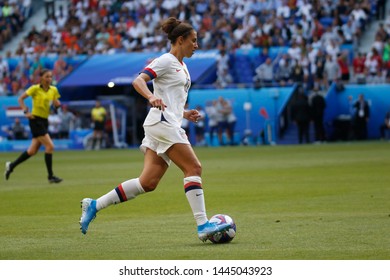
[{"xmin": 183, "ymin": 68, "xmax": 191, "ymax": 93}]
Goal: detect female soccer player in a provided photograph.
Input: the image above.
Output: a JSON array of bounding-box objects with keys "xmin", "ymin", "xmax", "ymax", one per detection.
[
  {"xmin": 80, "ymin": 17, "xmax": 229, "ymax": 241},
  {"xmin": 4, "ymin": 68, "xmax": 63, "ymax": 183}
]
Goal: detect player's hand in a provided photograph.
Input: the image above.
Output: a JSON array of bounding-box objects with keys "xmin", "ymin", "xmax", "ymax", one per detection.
[
  {"xmin": 25, "ymin": 112, "xmax": 34, "ymax": 119},
  {"xmin": 184, "ymin": 109, "xmax": 201, "ymax": 123},
  {"xmin": 148, "ymin": 95, "xmax": 166, "ymax": 111}
]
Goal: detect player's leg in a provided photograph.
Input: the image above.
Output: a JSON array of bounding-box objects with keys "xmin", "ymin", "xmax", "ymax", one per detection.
[
  {"xmin": 95, "ymin": 130, "xmax": 102, "ymax": 150},
  {"xmin": 80, "ymin": 148, "xmax": 168, "ymax": 234},
  {"xmin": 96, "ymin": 148, "xmax": 168, "ymax": 209},
  {"xmin": 38, "ymin": 134, "xmax": 62, "ymax": 183},
  {"xmin": 4, "ymin": 138, "xmax": 40, "ymax": 180},
  {"xmin": 166, "ymin": 143, "xmax": 231, "ymax": 241}
]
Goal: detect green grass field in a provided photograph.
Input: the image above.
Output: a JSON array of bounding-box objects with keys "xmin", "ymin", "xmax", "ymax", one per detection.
[{"xmin": 0, "ymin": 142, "xmax": 389, "ymax": 260}]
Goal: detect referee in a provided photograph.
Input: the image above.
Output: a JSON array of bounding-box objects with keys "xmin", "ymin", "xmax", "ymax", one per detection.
[
  {"xmin": 91, "ymin": 100, "xmax": 106, "ymax": 150},
  {"xmin": 4, "ymin": 69, "xmax": 63, "ymax": 183}
]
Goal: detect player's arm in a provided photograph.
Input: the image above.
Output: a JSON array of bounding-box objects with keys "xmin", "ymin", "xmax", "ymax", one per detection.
[
  {"xmin": 18, "ymin": 92, "xmax": 32, "ymax": 118},
  {"xmin": 184, "ymin": 109, "xmax": 201, "ymax": 123},
  {"xmin": 132, "ymin": 73, "xmax": 166, "ymax": 111},
  {"xmin": 53, "ymin": 99, "xmax": 61, "ymax": 109}
]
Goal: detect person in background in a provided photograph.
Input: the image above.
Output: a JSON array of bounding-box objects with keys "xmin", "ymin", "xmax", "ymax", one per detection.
[
  {"xmin": 352, "ymin": 52, "xmax": 366, "ymax": 83},
  {"xmin": 351, "ymin": 94, "xmax": 370, "ymax": 140},
  {"xmin": 216, "ymin": 96, "xmax": 229, "ymax": 145},
  {"xmin": 379, "ymin": 108, "xmax": 390, "ymax": 139},
  {"xmin": 194, "ymin": 105, "xmax": 206, "ymax": 146},
  {"xmin": 103, "ymin": 114, "xmax": 116, "ymax": 148},
  {"xmin": 91, "ymin": 100, "xmax": 107, "ymax": 150},
  {"xmin": 215, "ymin": 68, "xmax": 234, "ymax": 88},
  {"xmin": 324, "ymin": 54, "xmax": 340, "ymax": 88},
  {"xmin": 6, "ymin": 117, "xmax": 28, "ymax": 140},
  {"xmin": 253, "ymin": 57, "xmax": 274, "ymax": 87},
  {"xmin": 4, "ymin": 68, "xmax": 62, "ymax": 183},
  {"xmin": 310, "ymin": 87, "xmax": 327, "ymax": 142},
  {"xmin": 337, "ymin": 52, "xmax": 350, "ymax": 83},
  {"xmin": 214, "ymin": 44, "xmax": 231, "ymax": 89},
  {"xmin": 224, "ymin": 98, "xmax": 237, "ymax": 145},
  {"xmin": 44, "ymin": 0, "xmax": 55, "ymax": 19},
  {"xmin": 48, "ymin": 109, "xmax": 61, "ymax": 139},
  {"xmin": 0, "ymin": 78, "xmax": 8, "ymax": 96},
  {"xmin": 79, "ymin": 17, "xmax": 230, "ymax": 241},
  {"xmin": 291, "ymin": 91, "xmax": 311, "ymax": 144},
  {"xmin": 58, "ymin": 105, "xmax": 75, "ymax": 139},
  {"xmin": 205, "ymin": 100, "xmax": 219, "ymax": 146}
]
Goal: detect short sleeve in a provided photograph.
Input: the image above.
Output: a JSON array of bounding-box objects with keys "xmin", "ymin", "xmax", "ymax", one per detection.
[{"xmin": 142, "ymin": 55, "xmax": 170, "ymax": 80}]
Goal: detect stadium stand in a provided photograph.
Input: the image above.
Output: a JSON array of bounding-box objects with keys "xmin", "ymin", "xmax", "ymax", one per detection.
[
  {"xmin": 0, "ymin": 0, "xmax": 388, "ymax": 90},
  {"xmin": 0, "ymin": 0, "xmax": 390, "ymax": 147}
]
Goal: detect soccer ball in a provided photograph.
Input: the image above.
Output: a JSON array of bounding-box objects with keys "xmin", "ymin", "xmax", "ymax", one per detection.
[{"xmin": 208, "ymin": 214, "xmax": 236, "ymax": 243}]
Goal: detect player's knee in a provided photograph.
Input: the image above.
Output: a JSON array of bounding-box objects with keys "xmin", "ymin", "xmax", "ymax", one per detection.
[
  {"xmin": 195, "ymin": 162, "xmax": 202, "ymax": 174},
  {"xmin": 46, "ymin": 145, "xmax": 54, "ymax": 153},
  {"xmin": 27, "ymin": 149, "xmax": 37, "ymax": 156},
  {"xmin": 188, "ymin": 162, "xmax": 202, "ymax": 176}
]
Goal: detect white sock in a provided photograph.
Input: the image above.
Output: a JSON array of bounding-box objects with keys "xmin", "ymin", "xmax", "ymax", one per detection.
[
  {"xmin": 184, "ymin": 176, "xmax": 208, "ymax": 226},
  {"xmin": 96, "ymin": 178, "xmax": 145, "ymax": 211}
]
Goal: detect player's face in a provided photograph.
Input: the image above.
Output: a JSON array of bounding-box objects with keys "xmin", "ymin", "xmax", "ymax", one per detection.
[
  {"xmin": 41, "ymin": 71, "xmax": 53, "ymax": 85},
  {"xmin": 183, "ymin": 30, "xmax": 198, "ymax": 58}
]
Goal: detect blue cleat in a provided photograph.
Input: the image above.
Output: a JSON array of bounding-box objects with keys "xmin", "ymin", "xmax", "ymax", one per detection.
[
  {"xmin": 197, "ymin": 221, "xmax": 231, "ymax": 242},
  {"xmin": 80, "ymin": 198, "xmax": 97, "ymax": 234}
]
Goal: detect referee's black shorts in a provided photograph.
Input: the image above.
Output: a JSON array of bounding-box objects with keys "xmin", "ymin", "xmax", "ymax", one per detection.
[
  {"xmin": 29, "ymin": 116, "xmax": 49, "ymax": 138},
  {"xmin": 94, "ymin": 121, "xmax": 105, "ymax": 131}
]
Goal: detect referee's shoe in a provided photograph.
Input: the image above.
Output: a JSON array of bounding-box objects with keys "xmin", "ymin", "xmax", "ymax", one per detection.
[
  {"xmin": 48, "ymin": 175, "xmax": 63, "ymax": 183},
  {"xmin": 4, "ymin": 161, "xmax": 12, "ymax": 180}
]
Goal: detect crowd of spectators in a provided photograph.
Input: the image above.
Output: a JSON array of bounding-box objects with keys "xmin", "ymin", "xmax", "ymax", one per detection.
[
  {"xmin": 0, "ymin": 0, "xmax": 32, "ymax": 51},
  {"xmin": 8, "ymin": 0, "xmax": 383, "ymax": 56},
  {"xmin": 246, "ymin": 0, "xmax": 390, "ymax": 91},
  {"xmin": 0, "ymin": 0, "xmax": 389, "ymax": 97}
]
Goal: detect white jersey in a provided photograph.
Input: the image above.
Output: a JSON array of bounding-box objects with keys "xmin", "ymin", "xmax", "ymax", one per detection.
[{"xmin": 142, "ymin": 53, "xmax": 191, "ymax": 128}]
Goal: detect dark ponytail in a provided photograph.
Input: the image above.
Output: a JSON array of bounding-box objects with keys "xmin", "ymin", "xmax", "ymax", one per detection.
[{"xmin": 161, "ymin": 17, "xmax": 194, "ymax": 44}]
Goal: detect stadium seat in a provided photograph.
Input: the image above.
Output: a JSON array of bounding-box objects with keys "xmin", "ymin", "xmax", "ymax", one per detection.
[{"xmin": 319, "ymin": 17, "xmax": 334, "ymax": 27}]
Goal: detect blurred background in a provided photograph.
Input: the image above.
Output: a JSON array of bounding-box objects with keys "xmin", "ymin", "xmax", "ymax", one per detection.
[{"xmin": 0, "ymin": 0, "xmax": 389, "ymax": 151}]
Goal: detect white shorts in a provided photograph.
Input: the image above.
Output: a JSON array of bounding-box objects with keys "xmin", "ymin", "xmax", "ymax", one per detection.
[{"xmin": 140, "ymin": 121, "xmax": 190, "ymax": 165}]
